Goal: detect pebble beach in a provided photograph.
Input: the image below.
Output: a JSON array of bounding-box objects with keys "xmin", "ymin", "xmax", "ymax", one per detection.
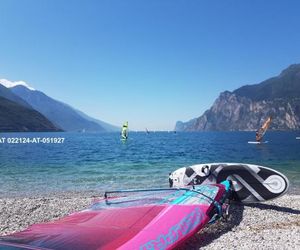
[{"xmin": 0, "ymin": 193, "xmax": 299, "ymax": 249}]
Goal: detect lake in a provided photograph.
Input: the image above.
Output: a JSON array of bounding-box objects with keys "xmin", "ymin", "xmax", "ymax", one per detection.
[{"xmin": 0, "ymin": 131, "xmax": 299, "ymax": 197}]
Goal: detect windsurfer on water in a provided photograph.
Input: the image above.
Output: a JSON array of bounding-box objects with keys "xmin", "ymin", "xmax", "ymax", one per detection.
[
  {"xmin": 256, "ymin": 116, "xmax": 272, "ymax": 142},
  {"xmin": 255, "ymin": 130, "xmax": 261, "ymax": 142},
  {"xmin": 121, "ymin": 121, "xmax": 128, "ymax": 140}
]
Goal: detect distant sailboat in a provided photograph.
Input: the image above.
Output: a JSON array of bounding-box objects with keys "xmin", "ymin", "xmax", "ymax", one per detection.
[
  {"xmin": 145, "ymin": 128, "xmax": 150, "ymax": 134},
  {"xmin": 121, "ymin": 122, "xmax": 128, "ymax": 141},
  {"xmin": 248, "ymin": 116, "xmax": 272, "ymax": 144}
]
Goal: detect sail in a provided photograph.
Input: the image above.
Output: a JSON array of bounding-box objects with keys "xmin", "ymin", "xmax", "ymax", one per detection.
[
  {"xmin": 121, "ymin": 121, "xmax": 128, "ymax": 140},
  {"xmin": 0, "ymin": 183, "xmax": 230, "ymax": 250},
  {"xmin": 256, "ymin": 116, "xmax": 272, "ymax": 141}
]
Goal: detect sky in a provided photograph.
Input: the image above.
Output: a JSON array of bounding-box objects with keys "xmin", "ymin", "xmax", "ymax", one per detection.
[{"xmin": 1, "ymin": 0, "xmax": 300, "ymax": 131}]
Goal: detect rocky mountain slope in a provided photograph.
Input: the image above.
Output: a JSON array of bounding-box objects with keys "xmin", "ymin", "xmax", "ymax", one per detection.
[
  {"xmin": 11, "ymin": 85, "xmax": 107, "ymax": 132},
  {"xmin": 0, "ymin": 96, "xmax": 61, "ymax": 132},
  {"xmin": 175, "ymin": 64, "xmax": 300, "ymax": 131}
]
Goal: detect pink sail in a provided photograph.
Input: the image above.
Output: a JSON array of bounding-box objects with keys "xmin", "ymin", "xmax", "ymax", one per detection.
[{"xmin": 0, "ymin": 184, "xmax": 227, "ymax": 250}]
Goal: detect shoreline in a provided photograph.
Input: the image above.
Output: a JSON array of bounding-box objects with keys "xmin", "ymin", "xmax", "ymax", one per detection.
[{"xmin": 1, "ymin": 194, "xmax": 300, "ymax": 249}]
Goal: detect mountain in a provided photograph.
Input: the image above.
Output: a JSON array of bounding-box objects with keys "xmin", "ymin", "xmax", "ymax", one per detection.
[
  {"xmin": 175, "ymin": 119, "xmax": 197, "ymax": 132},
  {"xmin": 233, "ymin": 64, "xmax": 300, "ymax": 101},
  {"xmin": 10, "ymin": 85, "xmax": 107, "ymax": 132},
  {"xmin": 175, "ymin": 64, "xmax": 300, "ymax": 131},
  {"xmin": 0, "ymin": 96, "xmax": 61, "ymax": 132},
  {"xmin": 75, "ymin": 109, "xmax": 120, "ymax": 132},
  {"xmin": 0, "ymin": 83, "xmax": 32, "ymax": 109}
]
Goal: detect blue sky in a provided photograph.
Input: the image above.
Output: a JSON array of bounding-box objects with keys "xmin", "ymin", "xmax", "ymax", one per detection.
[{"xmin": 1, "ymin": 0, "xmax": 300, "ymax": 130}]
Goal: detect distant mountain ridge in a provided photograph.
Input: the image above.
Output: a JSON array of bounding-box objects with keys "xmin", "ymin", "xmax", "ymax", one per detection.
[
  {"xmin": 0, "ymin": 96, "xmax": 61, "ymax": 132},
  {"xmin": 233, "ymin": 64, "xmax": 300, "ymax": 101},
  {"xmin": 0, "ymin": 84, "xmax": 32, "ymax": 109},
  {"xmin": 11, "ymin": 85, "xmax": 107, "ymax": 132},
  {"xmin": 0, "ymin": 82, "xmax": 61, "ymax": 132},
  {"xmin": 175, "ymin": 64, "xmax": 300, "ymax": 131},
  {"xmin": 0, "ymin": 78, "xmax": 118, "ymax": 132},
  {"xmin": 75, "ymin": 109, "xmax": 120, "ymax": 132}
]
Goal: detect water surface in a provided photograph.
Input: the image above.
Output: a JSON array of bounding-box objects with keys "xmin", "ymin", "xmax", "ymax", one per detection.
[{"xmin": 0, "ymin": 131, "xmax": 299, "ymax": 197}]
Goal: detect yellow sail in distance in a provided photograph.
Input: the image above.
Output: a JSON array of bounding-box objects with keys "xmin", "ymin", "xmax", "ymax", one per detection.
[
  {"xmin": 121, "ymin": 121, "xmax": 128, "ymax": 140},
  {"xmin": 256, "ymin": 117, "xmax": 272, "ymax": 142}
]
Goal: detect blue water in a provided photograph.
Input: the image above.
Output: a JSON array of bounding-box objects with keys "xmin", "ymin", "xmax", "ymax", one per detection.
[{"xmin": 0, "ymin": 131, "xmax": 300, "ymax": 197}]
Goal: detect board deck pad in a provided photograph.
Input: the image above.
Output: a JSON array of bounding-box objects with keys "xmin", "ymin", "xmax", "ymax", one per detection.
[{"xmin": 169, "ymin": 163, "xmax": 289, "ymax": 203}]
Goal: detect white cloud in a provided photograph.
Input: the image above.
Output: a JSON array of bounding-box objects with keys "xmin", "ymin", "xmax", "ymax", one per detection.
[{"xmin": 0, "ymin": 79, "xmax": 35, "ymax": 90}]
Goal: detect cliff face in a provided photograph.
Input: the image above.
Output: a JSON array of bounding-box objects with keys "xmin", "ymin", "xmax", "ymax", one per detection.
[
  {"xmin": 176, "ymin": 64, "xmax": 300, "ymax": 131},
  {"xmin": 179, "ymin": 92, "xmax": 300, "ymax": 131}
]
